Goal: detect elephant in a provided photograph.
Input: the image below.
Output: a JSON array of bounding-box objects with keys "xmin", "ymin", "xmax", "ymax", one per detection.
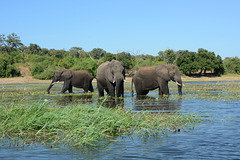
[
  {"xmin": 47, "ymin": 69, "xmax": 94, "ymax": 94},
  {"xmin": 131, "ymin": 64, "xmax": 182, "ymax": 96},
  {"xmin": 96, "ymin": 60, "xmax": 125, "ymax": 97}
]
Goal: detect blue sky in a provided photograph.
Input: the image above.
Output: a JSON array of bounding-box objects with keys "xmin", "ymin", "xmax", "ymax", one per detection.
[{"xmin": 1, "ymin": 0, "xmax": 239, "ymax": 59}]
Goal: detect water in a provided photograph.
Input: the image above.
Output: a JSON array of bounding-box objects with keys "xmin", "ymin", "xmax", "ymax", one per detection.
[{"xmin": 1, "ymin": 82, "xmax": 240, "ymax": 159}]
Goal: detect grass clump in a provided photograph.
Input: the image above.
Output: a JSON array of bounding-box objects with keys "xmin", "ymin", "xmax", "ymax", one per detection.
[{"xmin": 0, "ymin": 102, "xmax": 201, "ymax": 147}]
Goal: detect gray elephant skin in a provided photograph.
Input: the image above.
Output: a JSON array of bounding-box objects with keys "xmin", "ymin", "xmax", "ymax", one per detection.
[
  {"xmin": 132, "ymin": 64, "xmax": 182, "ymax": 96},
  {"xmin": 47, "ymin": 69, "xmax": 94, "ymax": 94},
  {"xmin": 96, "ymin": 60, "xmax": 125, "ymax": 97}
]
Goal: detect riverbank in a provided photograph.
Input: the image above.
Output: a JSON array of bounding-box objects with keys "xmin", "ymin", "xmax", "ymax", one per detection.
[
  {"xmin": 1, "ymin": 74, "xmax": 240, "ymax": 85},
  {"xmin": 0, "ymin": 74, "xmax": 240, "ymax": 84}
]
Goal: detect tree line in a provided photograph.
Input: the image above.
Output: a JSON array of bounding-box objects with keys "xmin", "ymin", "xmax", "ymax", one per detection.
[{"xmin": 0, "ymin": 33, "xmax": 240, "ymax": 79}]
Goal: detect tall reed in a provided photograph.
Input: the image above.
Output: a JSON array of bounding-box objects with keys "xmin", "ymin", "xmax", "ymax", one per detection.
[{"xmin": 0, "ymin": 101, "xmax": 201, "ymax": 147}]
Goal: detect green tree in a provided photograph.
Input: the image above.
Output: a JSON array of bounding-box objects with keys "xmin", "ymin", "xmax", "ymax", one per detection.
[
  {"xmin": 89, "ymin": 48, "xmax": 106, "ymax": 59},
  {"xmin": 0, "ymin": 33, "xmax": 23, "ymax": 54},
  {"xmin": 0, "ymin": 53, "xmax": 20, "ymax": 77},
  {"xmin": 72, "ymin": 57, "xmax": 98, "ymax": 76},
  {"xmin": 116, "ymin": 52, "xmax": 134, "ymax": 69},
  {"xmin": 28, "ymin": 43, "xmax": 41, "ymax": 55},
  {"xmin": 58, "ymin": 55, "xmax": 74, "ymax": 69},
  {"xmin": 102, "ymin": 53, "xmax": 116, "ymax": 62},
  {"xmin": 224, "ymin": 57, "xmax": 240, "ymax": 74},
  {"xmin": 158, "ymin": 49, "xmax": 178, "ymax": 64},
  {"xmin": 214, "ymin": 55, "xmax": 225, "ymax": 76},
  {"xmin": 69, "ymin": 47, "xmax": 85, "ymax": 58},
  {"xmin": 176, "ymin": 51, "xmax": 199, "ymax": 75},
  {"xmin": 197, "ymin": 48, "xmax": 216, "ymax": 74}
]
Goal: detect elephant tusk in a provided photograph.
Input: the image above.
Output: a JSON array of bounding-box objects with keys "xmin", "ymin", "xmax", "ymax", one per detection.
[
  {"xmin": 113, "ymin": 80, "xmax": 116, "ymax": 83},
  {"xmin": 176, "ymin": 81, "xmax": 182, "ymax": 86},
  {"xmin": 51, "ymin": 82, "xmax": 56, "ymax": 85}
]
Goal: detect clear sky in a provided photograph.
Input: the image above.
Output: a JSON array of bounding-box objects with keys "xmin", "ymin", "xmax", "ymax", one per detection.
[{"xmin": 1, "ymin": 0, "xmax": 239, "ymax": 59}]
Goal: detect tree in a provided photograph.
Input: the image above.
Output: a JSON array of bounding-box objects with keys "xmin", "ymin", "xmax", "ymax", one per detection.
[
  {"xmin": 69, "ymin": 47, "xmax": 86, "ymax": 58},
  {"xmin": 0, "ymin": 33, "xmax": 23, "ymax": 54},
  {"xmin": 116, "ymin": 52, "xmax": 134, "ymax": 69},
  {"xmin": 176, "ymin": 51, "xmax": 199, "ymax": 75},
  {"xmin": 158, "ymin": 49, "xmax": 178, "ymax": 64},
  {"xmin": 28, "ymin": 43, "xmax": 41, "ymax": 55},
  {"xmin": 102, "ymin": 53, "xmax": 116, "ymax": 62},
  {"xmin": 0, "ymin": 53, "xmax": 20, "ymax": 77},
  {"xmin": 197, "ymin": 48, "xmax": 216, "ymax": 74},
  {"xmin": 214, "ymin": 55, "xmax": 225, "ymax": 76},
  {"xmin": 224, "ymin": 57, "xmax": 240, "ymax": 74},
  {"xmin": 89, "ymin": 48, "xmax": 106, "ymax": 59}
]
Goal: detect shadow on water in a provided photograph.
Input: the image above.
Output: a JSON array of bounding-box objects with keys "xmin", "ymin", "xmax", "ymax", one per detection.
[
  {"xmin": 54, "ymin": 94, "xmax": 94, "ymax": 106},
  {"xmin": 132, "ymin": 95, "xmax": 182, "ymax": 112}
]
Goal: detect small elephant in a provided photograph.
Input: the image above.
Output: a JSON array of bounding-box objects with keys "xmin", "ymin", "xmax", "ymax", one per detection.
[
  {"xmin": 96, "ymin": 60, "xmax": 125, "ymax": 97},
  {"xmin": 132, "ymin": 64, "xmax": 182, "ymax": 96},
  {"xmin": 47, "ymin": 69, "xmax": 94, "ymax": 94}
]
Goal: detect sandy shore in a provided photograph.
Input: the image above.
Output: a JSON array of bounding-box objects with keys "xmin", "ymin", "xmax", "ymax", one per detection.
[{"xmin": 0, "ymin": 74, "xmax": 240, "ymax": 85}]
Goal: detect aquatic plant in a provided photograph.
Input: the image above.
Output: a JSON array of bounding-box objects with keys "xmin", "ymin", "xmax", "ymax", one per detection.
[{"xmin": 0, "ymin": 101, "xmax": 201, "ymax": 147}]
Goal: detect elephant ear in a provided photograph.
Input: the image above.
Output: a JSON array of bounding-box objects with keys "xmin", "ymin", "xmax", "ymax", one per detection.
[
  {"xmin": 104, "ymin": 62, "xmax": 114, "ymax": 82},
  {"xmin": 156, "ymin": 65, "xmax": 171, "ymax": 81},
  {"xmin": 61, "ymin": 69, "xmax": 73, "ymax": 80}
]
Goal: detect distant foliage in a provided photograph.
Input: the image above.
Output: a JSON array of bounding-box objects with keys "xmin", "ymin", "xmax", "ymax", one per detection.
[
  {"xmin": 223, "ymin": 57, "xmax": 240, "ymax": 74},
  {"xmin": 176, "ymin": 49, "xmax": 224, "ymax": 76},
  {"xmin": 0, "ymin": 53, "xmax": 21, "ymax": 77},
  {"xmin": 72, "ymin": 57, "xmax": 98, "ymax": 76},
  {"xmin": 0, "ymin": 33, "xmax": 235, "ymax": 79}
]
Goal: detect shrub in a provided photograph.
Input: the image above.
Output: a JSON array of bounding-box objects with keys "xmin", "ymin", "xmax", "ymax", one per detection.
[
  {"xmin": 72, "ymin": 57, "xmax": 97, "ymax": 76},
  {"xmin": 0, "ymin": 53, "xmax": 21, "ymax": 77},
  {"xmin": 34, "ymin": 65, "xmax": 62, "ymax": 80}
]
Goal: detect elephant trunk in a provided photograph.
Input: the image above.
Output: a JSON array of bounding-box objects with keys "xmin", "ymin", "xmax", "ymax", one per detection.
[
  {"xmin": 178, "ymin": 85, "xmax": 182, "ymax": 96},
  {"xmin": 175, "ymin": 80, "xmax": 182, "ymax": 96},
  {"xmin": 47, "ymin": 81, "xmax": 56, "ymax": 94},
  {"xmin": 114, "ymin": 74, "xmax": 124, "ymax": 97},
  {"xmin": 116, "ymin": 79, "xmax": 124, "ymax": 97}
]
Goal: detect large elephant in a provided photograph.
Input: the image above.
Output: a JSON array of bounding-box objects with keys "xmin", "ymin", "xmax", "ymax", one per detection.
[
  {"xmin": 96, "ymin": 60, "xmax": 125, "ymax": 97},
  {"xmin": 132, "ymin": 64, "xmax": 182, "ymax": 96},
  {"xmin": 47, "ymin": 69, "xmax": 94, "ymax": 94}
]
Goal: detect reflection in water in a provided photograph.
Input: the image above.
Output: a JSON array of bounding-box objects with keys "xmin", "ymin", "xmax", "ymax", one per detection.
[
  {"xmin": 98, "ymin": 97, "xmax": 124, "ymax": 108},
  {"xmin": 55, "ymin": 94, "xmax": 93, "ymax": 106},
  {"xmin": 133, "ymin": 95, "xmax": 182, "ymax": 112}
]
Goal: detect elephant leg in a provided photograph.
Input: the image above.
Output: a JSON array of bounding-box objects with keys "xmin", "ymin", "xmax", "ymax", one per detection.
[
  {"xmin": 68, "ymin": 84, "xmax": 73, "ymax": 93},
  {"xmin": 89, "ymin": 83, "xmax": 94, "ymax": 92},
  {"xmin": 83, "ymin": 83, "xmax": 89, "ymax": 93},
  {"xmin": 97, "ymin": 82, "xmax": 104, "ymax": 97},
  {"xmin": 105, "ymin": 88, "xmax": 110, "ymax": 95},
  {"xmin": 159, "ymin": 88, "xmax": 163, "ymax": 96},
  {"xmin": 106, "ymin": 82, "xmax": 115, "ymax": 97},
  {"xmin": 61, "ymin": 81, "xmax": 71, "ymax": 93},
  {"xmin": 159, "ymin": 81, "xmax": 169, "ymax": 95},
  {"xmin": 134, "ymin": 77, "xmax": 145, "ymax": 96}
]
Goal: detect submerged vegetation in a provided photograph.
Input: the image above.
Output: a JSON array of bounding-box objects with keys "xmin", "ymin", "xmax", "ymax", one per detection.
[{"xmin": 0, "ymin": 101, "xmax": 201, "ymax": 147}]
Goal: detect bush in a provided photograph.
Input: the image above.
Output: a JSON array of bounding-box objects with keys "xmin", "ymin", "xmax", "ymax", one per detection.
[
  {"xmin": 0, "ymin": 53, "xmax": 21, "ymax": 77},
  {"xmin": 34, "ymin": 65, "xmax": 62, "ymax": 80},
  {"xmin": 72, "ymin": 57, "xmax": 97, "ymax": 76},
  {"xmin": 223, "ymin": 57, "xmax": 240, "ymax": 74}
]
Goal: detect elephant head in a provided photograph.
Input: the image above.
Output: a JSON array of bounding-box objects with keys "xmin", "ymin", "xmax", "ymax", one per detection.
[
  {"xmin": 156, "ymin": 64, "xmax": 182, "ymax": 96},
  {"xmin": 47, "ymin": 69, "xmax": 72, "ymax": 94},
  {"xmin": 105, "ymin": 60, "xmax": 125, "ymax": 97}
]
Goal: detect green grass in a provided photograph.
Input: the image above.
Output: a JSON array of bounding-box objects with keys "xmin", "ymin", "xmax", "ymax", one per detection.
[{"xmin": 0, "ymin": 101, "xmax": 201, "ymax": 147}]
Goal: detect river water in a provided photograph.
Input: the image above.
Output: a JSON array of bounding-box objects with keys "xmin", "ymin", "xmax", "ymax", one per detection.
[{"xmin": 0, "ymin": 82, "xmax": 240, "ymax": 159}]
